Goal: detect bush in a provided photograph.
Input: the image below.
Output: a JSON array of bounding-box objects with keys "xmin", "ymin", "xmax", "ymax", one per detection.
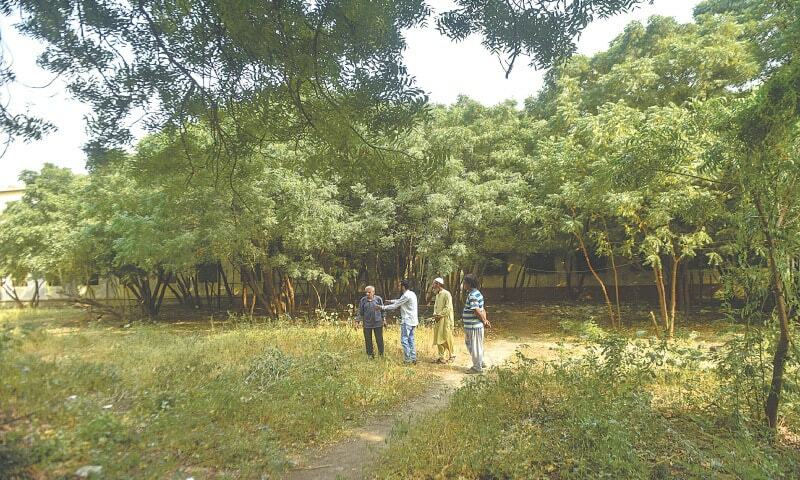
[
  {"xmin": 244, "ymin": 347, "xmax": 295, "ymax": 391},
  {"xmin": 559, "ymin": 318, "xmax": 607, "ymax": 341}
]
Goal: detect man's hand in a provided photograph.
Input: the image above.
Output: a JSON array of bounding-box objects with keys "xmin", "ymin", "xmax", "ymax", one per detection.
[{"xmin": 477, "ymin": 308, "xmax": 491, "ymax": 328}]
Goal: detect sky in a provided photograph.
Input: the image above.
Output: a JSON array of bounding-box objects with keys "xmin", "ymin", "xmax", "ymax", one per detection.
[{"xmin": 0, "ymin": 0, "xmax": 700, "ymax": 187}]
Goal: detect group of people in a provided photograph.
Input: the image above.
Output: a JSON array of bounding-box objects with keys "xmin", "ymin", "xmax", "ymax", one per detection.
[{"xmin": 356, "ymin": 274, "xmax": 491, "ymax": 374}]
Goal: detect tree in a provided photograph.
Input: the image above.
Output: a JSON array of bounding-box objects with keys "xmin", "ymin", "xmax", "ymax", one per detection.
[
  {"xmin": 696, "ymin": 0, "xmax": 800, "ymax": 431},
  {"xmin": 705, "ymin": 61, "xmax": 800, "ymax": 429},
  {"xmin": 519, "ymin": 13, "xmax": 758, "ymax": 329},
  {"xmin": 0, "ymin": 0, "xmax": 650, "ymax": 163},
  {"xmin": 0, "ymin": 10, "xmax": 54, "ymax": 155},
  {"xmin": 0, "ymin": 165, "xmax": 86, "ymax": 306}
]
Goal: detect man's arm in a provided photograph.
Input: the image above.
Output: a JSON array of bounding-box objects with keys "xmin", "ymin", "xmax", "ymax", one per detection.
[
  {"xmin": 475, "ymin": 306, "xmax": 491, "ymax": 327},
  {"xmin": 357, "ymin": 298, "xmax": 365, "ymax": 321},
  {"xmin": 382, "ymin": 292, "xmax": 409, "ymax": 311}
]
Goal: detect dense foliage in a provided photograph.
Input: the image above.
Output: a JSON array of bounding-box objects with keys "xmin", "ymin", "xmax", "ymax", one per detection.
[{"xmin": 0, "ymin": 0, "xmax": 648, "ymax": 162}]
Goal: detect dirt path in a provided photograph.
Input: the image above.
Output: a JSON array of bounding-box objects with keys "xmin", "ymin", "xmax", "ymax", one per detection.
[{"xmin": 285, "ymin": 338, "xmax": 525, "ymax": 480}]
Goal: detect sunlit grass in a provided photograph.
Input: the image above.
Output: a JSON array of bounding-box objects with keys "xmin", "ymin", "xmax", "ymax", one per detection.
[
  {"xmin": 0, "ymin": 308, "xmax": 436, "ymax": 478},
  {"xmin": 376, "ymin": 330, "xmax": 800, "ymax": 479}
]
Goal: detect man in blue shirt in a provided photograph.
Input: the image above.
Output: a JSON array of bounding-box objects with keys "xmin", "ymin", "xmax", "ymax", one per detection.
[
  {"xmin": 462, "ymin": 273, "xmax": 490, "ymax": 373},
  {"xmin": 379, "ymin": 279, "xmax": 419, "ymax": 364},
  {"xmin": 357, "ymin": 285, "xmax": 385, "ymax": 358}
]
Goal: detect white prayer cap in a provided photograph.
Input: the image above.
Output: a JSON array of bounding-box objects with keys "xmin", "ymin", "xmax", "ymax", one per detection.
[{"xmin": 433, "ymin": 277, "xmax": 445, "ymax": 286}]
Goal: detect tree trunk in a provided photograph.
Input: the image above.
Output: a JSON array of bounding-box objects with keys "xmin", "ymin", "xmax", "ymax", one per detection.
[
  {"xmin": 755, "ymin": 196, "xmax": 792, "ymax": 429},
  {"xmin": 610, "ymin": 253, "xmax": 622, "ymax": 328},
  {"xmin": 699, "ymin": 266, "xmax": 704, "ymax": 302},
  {"xmin": 285, "ymin": 275, "xmax": 296, "ymax": 314},
  {"xmin": 30, "ymin": 279, "xmax": 40, "ymax": 308},
  {"xmin": 191, "ymin": 273, "xmax": 201, "ymax": 308},
  {"xmin": 242, "ymin": 268, "xmax": 270, "ymax": 316},
  {"xmin": 603, "ymin": 221, "xmax": 622, "ymax": 327},
  {"xmin": 653, "ymin": 264, "xmax": 670, "ymax": 338},
  {"xmin": 153, "ymin": 272, "xmax": 168, "ymax": 315},
  {"xmin": 681, "ymin": 262, "xmax": 691, "ymax": 320},
  {"xmin": 565, "ymin": 253, "xmax": 575, "ymax": 300},
  {"xmin": 502, "ymin": 268, "xmax": 508, "ymax": 301},
  {"xmin": 513, "ymin": 263, "xmax": 524, "ymax": 289},
  {"xmin": 310, "ymin": 282, "xmax": 323, "ymax": 311},
  {"xmin": 1, "ymin": 281, "xmax": 24, "ymax": 308},
  {"xmin": 167, "ymin": 283, "xmax": 186, "ymax": 304},
  {"xmin": 261, "ymin": 265, "xmax": 279, "ymax": 318},
  {"xmin": 126, "ymin": 275, "xmax": 159, "ymax": 318},
  {"xmin": 140, "ymin": 277, "xmax": 152, "ymax": 317},
  {"xmin": 175, "ymin": 274, "xmax": 193, "ymax": 305},
  {"xmin": 216, "ymin": 266, "xmax": 222, "ymax": 310},
  {"xmin": 575, "ymin": 232, "xmax": 616, "ymax": 327},
  {"xmin": 669, "ymin": 256, "xmax": 680, "ymax": 338}
]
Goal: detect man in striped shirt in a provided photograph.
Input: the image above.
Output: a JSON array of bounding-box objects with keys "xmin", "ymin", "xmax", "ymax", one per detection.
[{"xmin": 462, "ymin": 273, "xmax": 490, "ymax": 373}]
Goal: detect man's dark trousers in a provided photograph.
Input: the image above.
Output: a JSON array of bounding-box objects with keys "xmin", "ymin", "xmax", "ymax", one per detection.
[{"xmin": 364, "ymin": 327, "xmax": 384, "ymax": 358}]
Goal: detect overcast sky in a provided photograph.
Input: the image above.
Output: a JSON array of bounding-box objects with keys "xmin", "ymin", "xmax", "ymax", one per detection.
[{"xmin": 0, "ymin": 0, "xmax": 700, "ymax": 187}]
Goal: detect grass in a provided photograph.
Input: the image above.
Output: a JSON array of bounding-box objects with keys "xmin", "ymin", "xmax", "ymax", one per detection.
[
  {"xmin": 376, "ymin": 330, "xmax": 800, "ymax": 479},
  {"xmin": 3, "ymin": 303, "xmax": 793, "ymax": 479},
  {"xmin": 0, "ymin": 308, "xmax": 436, "ymax": 479}
]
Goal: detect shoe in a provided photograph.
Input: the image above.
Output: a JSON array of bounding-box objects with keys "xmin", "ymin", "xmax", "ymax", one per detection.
[
  {"xmin": 481, "ymin": 362, "xmax": 487, "ymax": 368},
  {"xmin": 466, "ymin": 367, "xmax": 483, "ymax": 374},
  {"xmin": 434, "ymin": 358, "xmax": 445, "ymax": 364},
  {"xmin": 449, "ymin": 355, "xmax": 456, "ymax": 361}
]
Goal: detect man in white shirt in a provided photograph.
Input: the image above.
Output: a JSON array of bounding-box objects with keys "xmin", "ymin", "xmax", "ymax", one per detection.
[{"xmin": 379, "ymin": 279, "xmax": 419, "ymax": 364}]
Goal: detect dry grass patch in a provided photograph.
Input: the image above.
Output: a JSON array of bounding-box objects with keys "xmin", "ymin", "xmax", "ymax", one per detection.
[{"xmin": 1, "ymin": 308, "xmax": 435, "ymax": 479}]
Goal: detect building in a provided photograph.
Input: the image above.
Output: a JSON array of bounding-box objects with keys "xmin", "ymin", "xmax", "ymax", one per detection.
[{"xmin": 0, "ymin": 184, "xmax": 24, "ymax": 213}]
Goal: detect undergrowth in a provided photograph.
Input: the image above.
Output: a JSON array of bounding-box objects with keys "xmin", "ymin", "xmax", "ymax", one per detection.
[
  {"xmin": 0, "ymin": 308, "xmax": 435, "ymax": 479},
  {"xmin": 377, "ymin": 330, "xmax": 800, "ymax": 479}
]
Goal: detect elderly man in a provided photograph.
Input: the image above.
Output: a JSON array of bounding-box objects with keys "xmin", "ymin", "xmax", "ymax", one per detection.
[
  {"xmin": 379, "ymin": 279, "xmax": 418, "ymax": 364},
  {"xmin": 462, "ymin": 273, "xmax": 491, "ymax": 374},
  {"xmin": 431, "ymin": 277, "xmax": 455, "ymax": 364},
  {"xmin": 357, "ymin": 285, "xmax": 385, "ymax": 358}
]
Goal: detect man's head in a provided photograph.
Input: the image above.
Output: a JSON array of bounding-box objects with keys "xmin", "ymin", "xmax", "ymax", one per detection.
[
  {"xmin": 462, "ymin": 274, "xmax": 479, "ymax": 291},
  {"xmin": 400, "ymin": 279, "xmax": 411, "ymax": 291},
  {"xmin": 364, "ymin": 285, "xmax": 375, "ymax": 300},
  {"xmin": 432, "ymin": 277, "xmax": 445, "ymax": 293}
]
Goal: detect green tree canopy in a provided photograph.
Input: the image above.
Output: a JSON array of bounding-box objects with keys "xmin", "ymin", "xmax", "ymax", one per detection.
[{"xmin": 1, "ymin": 0, "xmax": 651, "ymax": 162}]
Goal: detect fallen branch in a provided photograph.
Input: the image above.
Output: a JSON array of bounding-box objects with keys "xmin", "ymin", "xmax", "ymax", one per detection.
[
  {"xmin": 0, "ymin": 412, "xmax": 34, "ymax": 426},
  {"xmin": 293, "ymin": 464, "xmax": 333, "ymax": 471},
  {"xmin": 63, "ymin": 294, "xmax": 124, "ymax": 320}
]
